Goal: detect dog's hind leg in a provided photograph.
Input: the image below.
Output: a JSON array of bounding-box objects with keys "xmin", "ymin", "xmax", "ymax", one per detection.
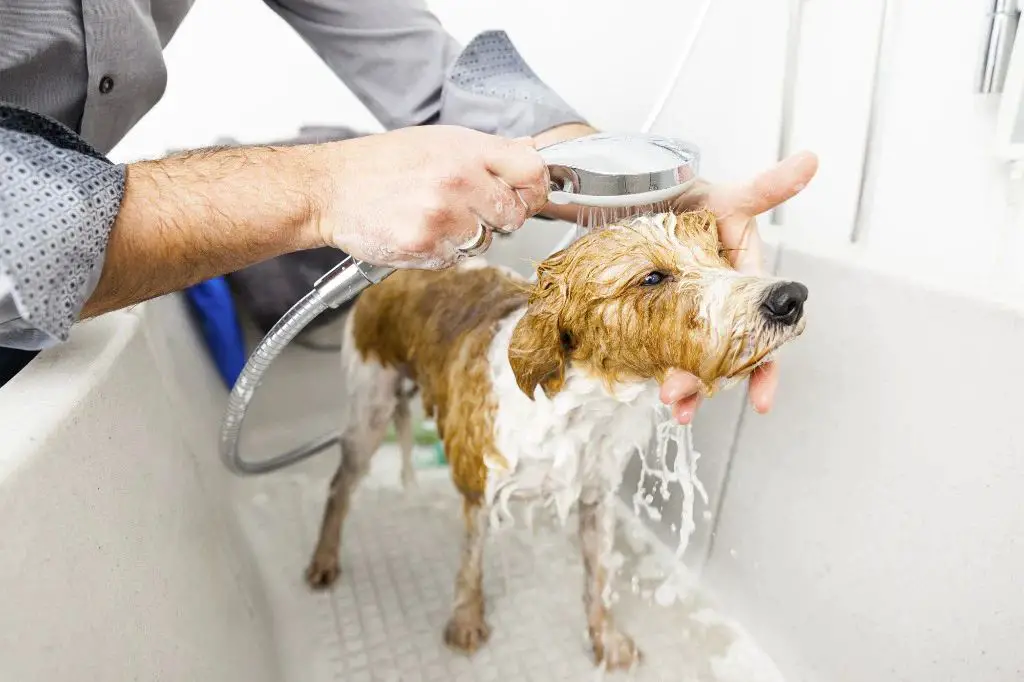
[
  {"xmin": 305, "ymin": 436, "xmax": 369, "ymax": 589},
  {"xmin": 305, "ymin": 360, "xmax": 399, "ymax": 590},
  {"xmin": 579, "ymin": 488, "xmax": 640, "ymax": 670},
  {"xmin": 394, "ymin": 385, "xmax": 417, "ymax": 492},
  {"xmin": 443, "ymin": 499, "xmax": 491, "ymax": 654}
]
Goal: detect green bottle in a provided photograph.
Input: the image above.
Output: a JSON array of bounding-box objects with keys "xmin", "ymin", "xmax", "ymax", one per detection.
[{"xmin": 416, "ymin": 418, "xmax": 447, "ymax": 468}]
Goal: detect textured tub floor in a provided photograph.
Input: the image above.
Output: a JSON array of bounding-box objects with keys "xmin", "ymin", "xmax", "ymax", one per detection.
[{"xmin": 232, "ymin": 447, "xmax": 786, "ymax": 682}]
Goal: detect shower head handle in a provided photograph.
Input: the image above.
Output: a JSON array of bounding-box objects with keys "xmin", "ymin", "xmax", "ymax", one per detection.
[{"xmin": 539, "ymin": 133, "xmax": 700, "ymax": 208}]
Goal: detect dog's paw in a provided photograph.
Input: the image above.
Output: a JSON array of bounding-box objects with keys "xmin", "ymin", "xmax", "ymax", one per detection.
[
  {"xmin": 592, "ymin": 629, "xmax": 641, "ymax": 671},
  {"xmin": 304, "ymin": 554, "xmax": 341, "ymax": 590},
  {"xmin": 443, "ymin": 613, "xmax": 491, "ymax": 654}
]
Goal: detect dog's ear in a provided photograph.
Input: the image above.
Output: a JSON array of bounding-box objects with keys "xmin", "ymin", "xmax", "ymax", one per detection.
[{"xmin": 508, "ymin": 269, "xmax": 570, "ymax": 400}]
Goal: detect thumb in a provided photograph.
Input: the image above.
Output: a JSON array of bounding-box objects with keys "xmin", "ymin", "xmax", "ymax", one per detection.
[
  {"xmin": 719, "ymin": 150, "xmax": 819, "ymax": 218},
  {"xmin": 660, "ymin": 369, "xmax": 703, "ymax": 405}
]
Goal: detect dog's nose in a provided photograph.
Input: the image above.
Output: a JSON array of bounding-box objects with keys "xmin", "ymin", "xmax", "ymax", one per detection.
[{"xmin": 761, "ymin": 281, "xmax": 808, "ymax": 326}]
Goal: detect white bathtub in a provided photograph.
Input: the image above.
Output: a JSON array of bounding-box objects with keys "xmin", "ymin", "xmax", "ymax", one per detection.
[{"xmin": 2, "ymin": 220, "xmax": 1020, "ymax": 682}]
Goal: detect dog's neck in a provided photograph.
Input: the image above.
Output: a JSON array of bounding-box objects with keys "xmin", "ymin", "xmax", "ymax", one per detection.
[
  {"xmin": 484, "ymin": 308, "xmax": 662, "ymax": 526},
  {"xmin": 500, "ymin": 307, "xmax": 662, "ymax": 405}
]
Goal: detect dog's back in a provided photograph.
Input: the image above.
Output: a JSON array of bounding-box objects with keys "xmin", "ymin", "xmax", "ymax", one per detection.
[
  {"xmin": 340, "ymin": 262, "xmax": 527, "ymax": 497},
  {"xmin": 353, "ymin": 263, "xmax": 524, "ymax": 381}
]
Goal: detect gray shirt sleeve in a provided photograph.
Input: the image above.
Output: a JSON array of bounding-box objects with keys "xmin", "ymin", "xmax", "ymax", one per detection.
[
  {"xmin": 0, "ymin": 106, "xmax": 125, "ymax": 350},
  {"xmin": 262, "ymin": 0, "xmax": 586, "ymax": 136}
]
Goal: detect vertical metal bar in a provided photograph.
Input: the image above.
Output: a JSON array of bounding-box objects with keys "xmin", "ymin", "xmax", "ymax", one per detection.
[
  {"xmin": 771, "ymin": 0, "xmax": 806, "ymax": 226},
  {"xmin": 850, "ymin": 0, "xmax": 893, "ymax": 243},
  {"xmin": 977, "ymin": 0, "xmax": 1020, "ymax": 94}
]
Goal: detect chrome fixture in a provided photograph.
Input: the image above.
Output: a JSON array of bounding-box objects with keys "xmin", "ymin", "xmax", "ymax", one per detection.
[{"xmin": 978, "ymin": 0, "xmax": 1020, "ymax": 94}]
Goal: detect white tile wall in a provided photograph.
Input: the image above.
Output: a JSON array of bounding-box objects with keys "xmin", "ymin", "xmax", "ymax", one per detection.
[{"xmin": 696, "ymin": 248, "xmax": 1024, "ymax": 682}]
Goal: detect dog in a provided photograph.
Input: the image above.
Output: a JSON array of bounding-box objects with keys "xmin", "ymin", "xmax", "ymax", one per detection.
[{"xmin": 303, "ymin": 209, "xmax": 808, "ymax": 669}]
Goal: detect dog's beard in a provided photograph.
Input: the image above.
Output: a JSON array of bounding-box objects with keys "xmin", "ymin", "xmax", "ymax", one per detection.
[
  {"xmin": 736, "ymin": 313, "xmax": 807, "ymax": 377},
  {"xmin": 702, "ymin": 314, "xmax": 798, "ymax": 386},
  {"xmin": 727, "ymin": 328, "xmax": 779, "ymax": 378}
]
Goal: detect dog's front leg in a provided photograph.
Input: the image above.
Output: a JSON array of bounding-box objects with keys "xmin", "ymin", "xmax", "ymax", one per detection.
[
  {"xmin": 444, "ymin": 498, "xmax": 491, "ymax": 653},
  {"xmin": 579, "ymin": 490, "xmax": 641, "ymax": 670}
]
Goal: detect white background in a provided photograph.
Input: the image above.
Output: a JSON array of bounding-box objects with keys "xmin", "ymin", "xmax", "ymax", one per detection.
[{"xmin": 111, "ymin": 0, "xmax": 1024, "ymax": 307}]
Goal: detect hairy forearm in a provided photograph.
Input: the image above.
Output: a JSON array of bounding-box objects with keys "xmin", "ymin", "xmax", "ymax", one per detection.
[{"xmin": 81, "ymin": 145, "xmax": 329, "ymax": 319}]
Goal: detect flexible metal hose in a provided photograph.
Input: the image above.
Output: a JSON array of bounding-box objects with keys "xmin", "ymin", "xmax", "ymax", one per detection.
[
  {"xmin": 219, "ymin": 287, "xmax": 332, "ymax": 474},
  {"xmin": 219, "ymin": 257, "xmax": 391, "ymax": 475}
]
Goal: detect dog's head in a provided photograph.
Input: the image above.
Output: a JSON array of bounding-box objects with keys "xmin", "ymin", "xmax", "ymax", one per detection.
[{"xmin": 508, "ymin": 209, "xmax": 807, "ymax": 399}]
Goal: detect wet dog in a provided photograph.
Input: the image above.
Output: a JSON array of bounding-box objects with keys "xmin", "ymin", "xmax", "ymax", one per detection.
[{"xmin": 304, "ymin": 209, "xmax": 808, "ymax": 669}]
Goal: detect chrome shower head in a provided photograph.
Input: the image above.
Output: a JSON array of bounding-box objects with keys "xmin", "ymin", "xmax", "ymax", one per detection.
[{"xmin": 539, "ymin": 132, "xmax": 700, "ymax": 208}]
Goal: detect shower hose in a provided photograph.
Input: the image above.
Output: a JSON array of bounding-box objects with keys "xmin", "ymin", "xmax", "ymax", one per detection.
[
  {"xmin": 219, "ymin": 257, "xmax": 391, "ymax": 474},
  {"xmin": 218, "ymin": 1, "xmax": 716, "ymax": 475}
]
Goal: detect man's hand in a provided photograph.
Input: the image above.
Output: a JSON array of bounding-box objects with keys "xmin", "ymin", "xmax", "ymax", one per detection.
[
  {"xmin": 321, "ymin": 126, "xmax": 549, "ymax": 269},
  {"xmin": 660, "ymin": 151, "xmax": 819, "ymax": 424},
  {"xmin": 531, "ymin": 123, "xmax": 819, "ymax": 425}
]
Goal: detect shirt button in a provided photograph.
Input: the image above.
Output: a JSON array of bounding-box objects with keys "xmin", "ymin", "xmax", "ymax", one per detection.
[{"xmin": 98, "ymin": 75, "xmax": 115, "ymax": 94}]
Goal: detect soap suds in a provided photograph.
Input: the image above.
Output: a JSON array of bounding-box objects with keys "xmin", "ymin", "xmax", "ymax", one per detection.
[{"xmin": 632, "ymin": 413, "xmax": 709, "ymax": 564}]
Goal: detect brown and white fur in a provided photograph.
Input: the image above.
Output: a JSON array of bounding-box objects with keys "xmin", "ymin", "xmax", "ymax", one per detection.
[{"xmin": 304, "ymin": 209, "xmax": 808, "ymax": 669}]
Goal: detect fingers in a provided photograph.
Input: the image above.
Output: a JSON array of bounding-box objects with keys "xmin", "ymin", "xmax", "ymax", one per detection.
[
  {"xmin": 660, "ymin": 370, "xmax": 704, "ymax": 425},
  {"xmin": 484, "ymin": 138, "xmax": 550, "ymax": 216},
  {"xmin": 747, "ymin": 360, "xmax": 779, "ymax": 414},
  {"xmin": 404, "ymin": 202, "xmax": 486, "ymax": 267},
  {"xmin": 660, "ymin": 369, "xmax": 702, "ymax": 405},
  {"xmin": 669, "ymin": 178, "xmax": 712, "ymax": 213},
  {"xmin": 469, "ymin": 174, "xmax": 530, "ymax": 235},
  {"xmin": 659, "ymin": 362, "xmax": 778, "ymax": 425},
  {"xmin": 414, "ymin": 134, "xmax": 545, "ymax": 265},
  {"xmin": 672, "ymin": 394, "xmax": 703, "ymax": 425},
  {"xmin": 726, "ymin": 150, "xmax": 819, "ymax": 218}
]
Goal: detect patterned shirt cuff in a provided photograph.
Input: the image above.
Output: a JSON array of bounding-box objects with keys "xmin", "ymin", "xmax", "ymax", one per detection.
[
  {"xmin": 0, "ymin": 106, "xmax": 126, "ymax": 350},
  {"xmin": 440, "ymin": 30, "xmax": 588, "ymax": 139}
]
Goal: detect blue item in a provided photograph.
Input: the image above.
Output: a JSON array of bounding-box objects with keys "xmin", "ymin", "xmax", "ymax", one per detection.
[{"xmin": 184, "ymin": 277, "xmax": 247, "ymax": 388}]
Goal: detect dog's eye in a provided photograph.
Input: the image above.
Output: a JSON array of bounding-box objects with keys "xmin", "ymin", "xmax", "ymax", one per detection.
[{"xmin": 641, "ymin": 271, "xmax": 668, "ymax": 287}]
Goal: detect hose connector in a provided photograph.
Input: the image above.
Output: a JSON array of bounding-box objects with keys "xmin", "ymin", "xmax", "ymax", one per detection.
[{"xmin": 314, "ymin": 258, "xmax": 394, "ymax": 308}]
